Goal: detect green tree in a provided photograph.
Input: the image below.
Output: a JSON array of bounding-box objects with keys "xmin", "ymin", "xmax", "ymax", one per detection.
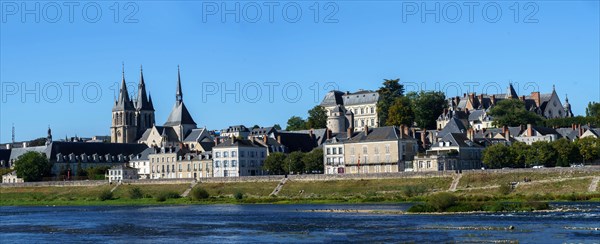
[
  {"xmin": 586, "ymin": 102, "xmax": 600, "ymax": 125},
  {"xmin": 28, "ymin": 137, "xmax": 47, "ymax": 147},
  {"xmin": 76, "ymin": 162, "xmax": 87, "ymax": 178},
  {"xmin": 13, "ymin": 151, "xmax": 51, "ymax": 182},
  {"xmin": 509, "ymin": 142, "xmax": 530, "ymax": 168},
  {"xmin": 576, "ymin": 137, "xmax": 600, "ymax": 163},
  {"xmin": 286, "ymin": 116, "xmax": 307, "ymax": 131},
  {"xmin": 528, "ymin": 141, "xmax": 557, "ymax": 167},
  {"xmin": 552, "ymin": 138, "xmax": 580, "ymax": 167},
  {"xmin": 412, "ymin": 91, "xmax": 447, "ymax": 129},
  {"xmin": 488, "ymin": 99, "xmax": 543, "ymax": 127},
  {"xmin": 302, "ymin": 148, "xmax": 324, "ymax": 173},
  {"xmin": 306, "ymin": 105, "xmax": 327, "ymax": 129},
  {"xmin": 252, "ymin": 125, "xmax": 260, "ymax": 129},
  {"xmin": 263, "ymin": 152, "xmax": 287, "ymax": 175},
  {"xmin": 482, "ymin": 144, "xmax": 512, "ymax": 169},
  {"xmin": 273, "ymin": 124, "xmax": 282, "ymax": 130},
  {"xmin": 377, "ymin": 79, "xmax": 404, "ymax": 126},
  {"xmin": 386, "ymin": 96, "xmax": 414, "ymax": 126},
  {"xmin": 285, "ymin": 151, "xmax": 305, "ymax": 174}
]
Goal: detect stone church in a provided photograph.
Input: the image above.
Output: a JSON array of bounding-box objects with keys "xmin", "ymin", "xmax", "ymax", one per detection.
[{"xmin": 111, "ymin": 66, "xmax": 206, "ymax": 147}]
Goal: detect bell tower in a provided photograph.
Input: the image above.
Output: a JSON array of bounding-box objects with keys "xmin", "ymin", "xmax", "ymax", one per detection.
[{"xmin": 111, "ymin": 64, "xmax": 138, "ymax": 143}]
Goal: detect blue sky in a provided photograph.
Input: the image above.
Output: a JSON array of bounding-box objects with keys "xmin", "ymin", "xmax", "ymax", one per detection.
[{"xmin": 1, "ymin": 1, "xmax": 599, "ymax": 143}]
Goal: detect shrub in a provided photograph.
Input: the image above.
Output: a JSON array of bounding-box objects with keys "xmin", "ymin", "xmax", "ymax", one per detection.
[
  {"xmin": 234, "ymin": 192, "xmax": 244, "ymax": 200},
  {"xmin": 156, "ymin": 191, "xmax": 181, "ymax": 202},
  {"xmin": 498, "ymin": 183, "xmax": 512, "ymax": 195},
  {"xmin": 190, "ymin": 187, "xmax": 210, "ymax": 200},
  {"xmin": 98, "ymin": 190, "xmax": 113, "ymax": 201},
  {"xmin": 400, "ymin": 184, "xmax": 428, "ymax": 197},
  {"xmin": 407, "ymin": 203, "xmax": 436, "ymax": 213},
  {"xmin": 427, "ymin": 192, "xmax": 458, "ymax": 211},
  {"xmin": 128, "ymin": 187, "xmax": 143, "ymax": 199}
]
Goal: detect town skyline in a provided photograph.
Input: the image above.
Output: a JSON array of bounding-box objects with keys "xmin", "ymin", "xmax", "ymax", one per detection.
[{"xmin": 1, "ymin": 1, "xmax": 599, "ymax": 142}]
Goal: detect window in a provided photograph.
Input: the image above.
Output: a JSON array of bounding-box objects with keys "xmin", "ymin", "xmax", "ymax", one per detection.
[
  {"xmin": 224, "ymin": 151, "xmax": 229, "ymax": 157},
  {"xmin": 371, "ymin": 119, "xmax": 375, "ymax": 126},
  {"xmin": 241, "ymin": 160, "xmax": 246, "ymax": 167},
  {"xmin": 232, "ymin": 160, "xmax": 237, "ymax": 167},
  {"xmin": 162, "ymin": 165, "xmax": 165, "ymax": 172},
  {"xmin": 327, "ymin": 148, "xmax": 331, "ymax": 155},
  {"xmin": 385, "ymin": 144, "xmax": 390, "ymax": 153},
  {"xmin": 179, "ymin": 163, "xmax": 182, "ymax": 172},
  {"xmin": 332, "ymin": 147, "xmax": 337, "ymax": 154},
  {"xmin": 187, "ymin": 164, "xmax": 190, "ymax": 171},
  {"xmin": 339, "ymin": 147, "xmax": 343, "ymax": 154},
  {"xmin": 363, "ymin": 146, "xmax": 367, "ymax": 154},
  {"xmin": 240, "ymin": 151, "xmax": 245, "ymax": 157},
  {"xmin": 374, "ymin": 147, "xmax": 379, "ymax": 154},
  {"xmin": 216, "ymin": 152, "xmax": 221, "ymax": 158},
  {"xmin": 232, "ymin": 151, "xmax": 237, "ymax": 157},
  {"xmin": 194, "ymin": 163, "xmax": 197, "ymax": 170},
  {"xmin": 361, "ymin": 108, "xmax": 364, "ymax": 114},
  {"xmin": 215, "ymin": 160, "xmax": 220, "ymax": 168},
  {"xmin": 370, "ymin": 107, "xmax": 374, "ymax": 114},
  {"xmin": 261, "ymin": 151, "xmax": 265, "ymax": 158},
  {"xmin": 361, "ymin": 120, "xmax": 365, "ymax": 126},
  {"xmin": 224, "ymin": 160, "xmax": 229, "ymax": 167}
]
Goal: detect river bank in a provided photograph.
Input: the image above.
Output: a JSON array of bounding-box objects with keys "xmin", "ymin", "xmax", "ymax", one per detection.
[{"xmin": 1, "ymin": 168, "xmax": 599, "ymax": 207}]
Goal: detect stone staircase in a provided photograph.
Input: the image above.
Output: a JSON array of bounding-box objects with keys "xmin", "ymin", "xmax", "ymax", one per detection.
[
  {"xmin": 270, "ymin": 177, "xmax": 288, "ymax": 196},
  {"xmin": 449, "ymin": 174, "xmax": 462, "ymax": 192},
  {"xmin": 181, "ymin": 180, "xmax": 199, "ymax": 198}
]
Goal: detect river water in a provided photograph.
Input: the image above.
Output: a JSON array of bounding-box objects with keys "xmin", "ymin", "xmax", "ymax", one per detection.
[{"xmin": 1, "ymin": 202, "xmax": 599, "ymax": 243}]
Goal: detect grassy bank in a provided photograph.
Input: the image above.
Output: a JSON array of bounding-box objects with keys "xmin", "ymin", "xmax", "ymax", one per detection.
[{"xmin": 1, "ymin": 170, "xmax": 598, "ymax": 207}]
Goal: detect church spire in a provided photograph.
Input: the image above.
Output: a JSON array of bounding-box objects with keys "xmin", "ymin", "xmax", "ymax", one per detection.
[
  {"xmin": 136, "ymin": 65, "xmax": 153, "ymax": 111},
  {"xmin": 113, "ymin": 63, "xmax": 134, "ymax": 111},
  {"xmin": 176, "ymin": 65, "xmax": 183, "ymax": 103}
]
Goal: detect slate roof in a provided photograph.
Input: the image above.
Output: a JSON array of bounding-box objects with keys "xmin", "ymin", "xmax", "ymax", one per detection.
[
  {"xmin": 222, "ymin": 125, "xmax": 250, "ymax": 133},
  {"xmin": 275, "ymin": 132, "xmax": 317, "ymax": 152},
  {"xmin": 213, "ymin": 138, "xmax": 265, "ymax": 149},
  {"xmin": 164, "ymin": 101, "xmax": 196, "ymax": 127},
  {"xmin": 346, "ymin": 126, "xmax": 411, "ymax": 143},
  {"xmin": 437, "ymin": 117, "xmax": 467, "ymax": 138},
  {"xmin": 0, "ymin": 149, "xmax": 12, "ymax": 162},
  {"xmin": 250, "ymin": 127, "xmax": 276, "ymax": 136},
  {"xmin": 556, "ymin": 128, "xmax": 579, "ymax": 141},
  {"xmin": 130, "ymin": 147, "xmax": 155, "ymax": 161},
  {"xmin": 46, "ymin": 142, "xmax": 148, "ymax": 160},
  {"xmin": 320, "ymin": 90, "xmax": 345, "ymax": 106},
  {"xmin": 183, "ymin": 128, "xmax": 212, "ymax": 142},
  {"xmin": 9, "ymin": 146, "xmax": 48, "ymax": 161},
  {"xmin": 438, "ymin": 133, "xmax": 483, "ymax": 148},
  {"xmin": 342, "ymin": 90, "xmax": 379, "ymax": 106},
  {"xmin": 532, "ymin": 126, "xmax": 559, "ymax": 136}
]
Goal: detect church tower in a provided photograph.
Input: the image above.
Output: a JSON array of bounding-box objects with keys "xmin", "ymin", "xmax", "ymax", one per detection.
[
  {"xmin": 135, "ymin": 65, "xmax": 155, "ymax": 136},
  {"xmin": 111, "ymin": 65, "xmax": 138, "ymax": 143}
]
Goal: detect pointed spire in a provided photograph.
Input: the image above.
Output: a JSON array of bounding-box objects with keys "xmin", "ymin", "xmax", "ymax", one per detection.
[
  {"xmin": 176, "ymin": 65, "xmax": 183, "ymax": 103},
  {"xmin": 136, "ymin": 64, "xmax": 153, "ymax": 111},
  {"xmin": 506, "ymin": 83, "xmax": 518, "ymax": 99},
  {"xmin": 113, "ymin": 63, "xmax": 135, "ymax": 111}
]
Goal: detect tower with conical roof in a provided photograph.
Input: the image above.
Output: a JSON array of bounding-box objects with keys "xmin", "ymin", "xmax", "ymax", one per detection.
[
  {"xmin": 164, "ymin": 66, "xmax": 197, "ymax": 141},
  {"xmin": 111, "ymin": 64, "xmax": 138, "ymax": 143},
  {"xmin": 564, "ymin": 94, "xmax": 574, "ymax": 118},
  {"xmin": 135, "ymin": 65, "xmax": 155, "ymax": 136}
]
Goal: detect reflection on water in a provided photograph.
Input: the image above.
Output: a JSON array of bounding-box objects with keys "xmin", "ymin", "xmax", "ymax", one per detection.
[{"xmin": 1, "ymin": 202, "xmax": 599, "ymax": 243}]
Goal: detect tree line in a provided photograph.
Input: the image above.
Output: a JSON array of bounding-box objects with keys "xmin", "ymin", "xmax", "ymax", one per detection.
[
  {"xmin": 262, "ymin": 148, "xmax": 323, "ymax": 175},
  {"xmin": 482, "ymin": 137, "xmax": 600, "ymax": 169}
]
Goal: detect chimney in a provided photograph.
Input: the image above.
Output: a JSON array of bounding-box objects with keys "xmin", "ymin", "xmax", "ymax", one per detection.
[
  {"xmin": 504, "ymin": 127, "xmax": 511, "ymax": 140},
  {"xmin": 411, "ymin": 128, "xmax": 416, "ymax": 138},
  {"xmin": 531, "ymin": 92, "xmax": 541, "ymax": 107},
  {"xmin": 347, "ymin": 127, "xmax": 352, "ymax": 139},
  {"xmin": 572, "ymin": 123, "xmax": 576, "ymax": 130},
  {"xmin": 214, "ymin": 137, "xmax": 220, "ymax": 146},
  {"xmin": 520, "ymin": 95, "xmax": 525, "ymax": 101},
  {"xmin": 263, "ymin": 135, "xmax": 268, "ymax": 143},
  {"xmin": 468, "ymin": 93, "xmax": 475, "ymax": 102},
  {"xmin": 309, "ymin": 129, "xmax": 314, "ymax": 138},
  {"xmin": 364, "ymin": 125, "xmax": 369, "ymax": 136},
  {"xmin": 277, "ymin": 135, "xmax": 281, "ymax": 144},
  {"xmin": 502, "ymin": 125, "xmax": 508, "ymax": 135},
  {"xmin": 326, "ymin": 129, "xmax": 331, "ymax": 140},
  {"xmin": 527, "ymin": 124, "xmax": 533, "ymax": 137},
  {"xmin": 477, "ymin": 94, "xmax": 483, "ymax": 104},
  {"xmin": 467, "ymin": 128, "xmax": 474, "ymax": 141},
  {"xmin": 403, "ymin": 125, "xmax": 409, "ymax": 137},
  {"xmin": 491, "ymin": 94, "xmax": 496, "ymax": 105},
  {"xmin": 579, "ymin": 124, "xmax": 584, "ymax": 137}
]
